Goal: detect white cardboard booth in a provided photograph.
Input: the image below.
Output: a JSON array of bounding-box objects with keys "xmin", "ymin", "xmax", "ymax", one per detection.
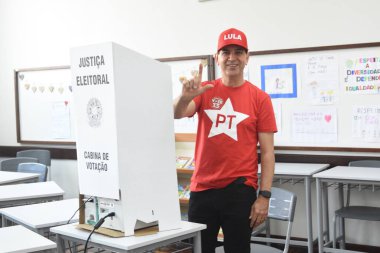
[{"xmin": 71, "ymin": 42, "xmax": 181, "ymax": 236}]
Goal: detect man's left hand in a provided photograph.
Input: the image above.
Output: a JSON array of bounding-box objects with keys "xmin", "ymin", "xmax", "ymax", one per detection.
[{"xmin": 250, "ymin": 196, "xmax": 269, "ymax": 228}]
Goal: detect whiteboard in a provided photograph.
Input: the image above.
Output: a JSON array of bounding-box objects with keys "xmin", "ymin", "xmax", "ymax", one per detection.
[
  {"xmin": 246, "ymin": 43, "xmax": 380, "ymax": 151},
  {"xmin": 15, "ymin": 66, "xmax": 76, "ymax": 144}
]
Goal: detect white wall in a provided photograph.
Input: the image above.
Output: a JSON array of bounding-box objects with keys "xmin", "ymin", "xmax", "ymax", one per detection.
[{"xmin": 1, "ymin": 0, "xmax": 380, "ymax": 246}]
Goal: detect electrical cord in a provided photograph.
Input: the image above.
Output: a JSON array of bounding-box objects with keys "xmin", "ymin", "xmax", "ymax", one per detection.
[
  {"xmin": 67, "ymin": 196, "xmax": 94, "ymax": 225},
  {"xmin": 66, "ymin": 196, "xmax": 93, "ymax": 253},
  {"xmin": 84, "ymin": 212, "xmax": 116, "ymax": 253}
]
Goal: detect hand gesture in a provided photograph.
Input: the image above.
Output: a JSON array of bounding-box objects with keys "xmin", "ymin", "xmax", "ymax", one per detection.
[{"xmin": 179, "ymin": 63, "xmax": 213, "ymax": 101}]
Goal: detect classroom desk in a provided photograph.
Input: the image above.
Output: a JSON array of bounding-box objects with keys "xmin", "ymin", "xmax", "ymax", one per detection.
[
  {"xmin": 0, "ymin": 225, "xmax": 56, "ymax": 252},
  {"xmin": 51, "ymin": 221, "xmax": 206, "ymax": 253},
  {"xmin": 258, "ymin": 162, "xmax": 330, "ymax": 253},
  {"xmin": 0, "ymin": 171, "xmax": 40, "ymax": 185},
  {"xmin": 0, "ymin": 181, "xmax": 64, "ymax": 208},
  {"xmin": 313, "ymin": 166, "xmax": 380, "ymax": 253},
  {"xmin": 0, "ymin": 198, "xmax": 79, "ymax": 235}
]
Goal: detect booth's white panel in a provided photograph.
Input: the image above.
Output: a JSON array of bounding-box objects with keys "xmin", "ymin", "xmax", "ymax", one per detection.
[
  {"xmin": 71, "ymin": 42, "xmax": 181, "ymax": 235},
  {"xmin": 71, "ymin": 43, "xmax": 119, "ymax": 199}
]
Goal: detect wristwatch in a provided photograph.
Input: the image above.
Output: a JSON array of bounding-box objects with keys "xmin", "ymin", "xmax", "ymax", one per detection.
[{"xmin": 259, "ymin": 190, "xmax": 271, "ymax": 199}]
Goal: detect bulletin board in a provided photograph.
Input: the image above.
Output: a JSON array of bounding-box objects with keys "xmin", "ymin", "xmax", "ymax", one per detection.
[
  {"xmin": 15, "ymin": 66, "xmax": 76, "ymax": 144},
  {"xmin": 246, "ymin": 42, "xmax": 380, "ymax": 152},
  {"xmin": 158, "ymin": 55, "xmax": 215, "ymax": 142}
]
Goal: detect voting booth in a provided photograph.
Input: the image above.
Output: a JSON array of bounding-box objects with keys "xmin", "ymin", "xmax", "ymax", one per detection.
[{"xmin": 70, "ymin": 42, "xmax": 181, "ymax": 236}]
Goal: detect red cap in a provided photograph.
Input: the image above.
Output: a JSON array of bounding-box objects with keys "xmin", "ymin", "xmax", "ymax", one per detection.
[{"xmin": 217, "ymin": 28, "xmax": 248, "ymax": 52}]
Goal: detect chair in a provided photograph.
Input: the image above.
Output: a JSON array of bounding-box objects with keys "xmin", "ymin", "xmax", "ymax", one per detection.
[
  {"xmin": 332, "ymin": 160, "xmax": 380, "ymax": 249},
  {"xmin": 0, "ymin": 157, "xmax": 38, "ymax": 172},
  {"xmin": 16, "ymin": 149, "xmax": 51, "ymax": 180},
  {"xmin": 17, "ymin": 162, "xmax": 48, "ymax": 182},
  {"xmin": 216, "ymin": 187, "xmax": 297, "ymax": 253}
]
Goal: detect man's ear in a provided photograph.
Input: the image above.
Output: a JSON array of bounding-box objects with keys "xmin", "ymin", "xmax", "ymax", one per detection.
[{"xmin": 214, "ymin": 53, "xmax": 219, "ymax": 66}]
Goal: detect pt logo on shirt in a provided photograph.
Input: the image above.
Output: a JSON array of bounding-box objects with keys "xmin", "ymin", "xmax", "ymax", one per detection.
[{"xmin": 205, "ymin": 98, "xmax": 248, "ymax": 141}]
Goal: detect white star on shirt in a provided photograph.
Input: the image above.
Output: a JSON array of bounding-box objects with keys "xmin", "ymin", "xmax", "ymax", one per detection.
[{"xmin": 205, "ymin": 98, "xmax": 249, "ymax": 141}]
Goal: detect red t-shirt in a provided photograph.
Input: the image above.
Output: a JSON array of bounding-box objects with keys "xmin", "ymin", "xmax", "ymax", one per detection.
[{"xmin": 191, "ymin": 79, "xmax": 277, "ymax": 192}]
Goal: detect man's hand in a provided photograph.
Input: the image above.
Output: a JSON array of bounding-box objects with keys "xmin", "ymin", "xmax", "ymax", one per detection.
[
  {"xmin": 250, "ymin": 196, "xmax": 270, "ymax": 228},
  {"xmin": 178, "ymin": 63, "xmax": 213, "ymax": 101}
]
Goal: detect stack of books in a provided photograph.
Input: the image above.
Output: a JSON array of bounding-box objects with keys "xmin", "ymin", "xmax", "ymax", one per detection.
[
  {"xmin": 178, "ymin": 184, "xmax": 190, "ymax": 200},
  {"xmin": 176, "ymin": 156, "xmax": 195, "ymax": 170}
]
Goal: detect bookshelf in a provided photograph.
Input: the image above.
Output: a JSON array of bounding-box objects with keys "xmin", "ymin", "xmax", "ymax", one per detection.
[
  {"xmin": 176, "ymin": 163, "xmax": 193, "ymax": 220},
  {"xmin": 177, "ymin": 169, "xmax": 194, "ymax": 175}
]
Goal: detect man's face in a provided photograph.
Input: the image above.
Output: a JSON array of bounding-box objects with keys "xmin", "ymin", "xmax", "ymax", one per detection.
[{"xmin": 216, "ymin": 45, "xmax": 248, "ymax": 78}]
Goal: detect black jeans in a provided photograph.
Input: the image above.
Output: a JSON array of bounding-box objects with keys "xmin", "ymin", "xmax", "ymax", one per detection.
[{"xmin": 188, "ymin": 178, "xmax": 257, "ymax": 253}]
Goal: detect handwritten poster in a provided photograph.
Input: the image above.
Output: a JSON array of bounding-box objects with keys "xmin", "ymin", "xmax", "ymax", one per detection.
[
  {"xmin": 303, "ymin": 54, "xmax": 339, "ymax": 104},
  {"xmin": 352, "ymin": 105, "xmax": 380, "ymax": 142},
  {"xmin": 292, "ymin": 107, "xmax": 337, "ymax": 143},
  {"xmin": 342, "ymin": 55, "xmax": 380, "ymax": 94}
]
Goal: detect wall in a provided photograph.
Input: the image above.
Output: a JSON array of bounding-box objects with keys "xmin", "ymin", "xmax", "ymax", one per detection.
[{"xmin": 1, "ymin": 0, "xmax": 380, "ymax": 246}]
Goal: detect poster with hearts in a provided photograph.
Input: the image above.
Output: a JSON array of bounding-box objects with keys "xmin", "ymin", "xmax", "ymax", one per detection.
[{"xmin": 292, "ymin": 106, "xmax": 337, "ymax": 143}]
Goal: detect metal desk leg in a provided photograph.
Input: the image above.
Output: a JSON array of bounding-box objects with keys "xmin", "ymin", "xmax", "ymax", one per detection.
[
  {"xmin": 55, "ymin": 234, "xmax": 66, "ymax": 253},
  {"xmin": 322, "ymin": 182, "xmax": 330, "ymax": 243},
  {"xmin": 316, "ymin": 178, "xmax": 324, "ymax": 253},
  {"xmin": 193, "ymin": 231, "xmax": 202, "ymax": 253},
  {"xmin": 337, "ymin": 183, "xmax": 344, "ymax": 249},
  {"xmin": 305, "ymin": 177, "xmax": 313, "ymax": 253},
  {"xmin": 338, "ymin": 183, "xmax": 346, "ymax": 249}
]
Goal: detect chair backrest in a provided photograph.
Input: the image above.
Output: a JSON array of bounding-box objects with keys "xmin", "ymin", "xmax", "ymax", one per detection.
[
  {"xmin": 0, "ymin": 157, "xmax": 39, "ymax": 172},
  {"xmin": 255, "ymin": 187, "xmax": 297, "ymax": 253},
  {"xmin": 17, "ymin": 162, "xmax": 48, "ymax": 182},
  {"xmin": 346, "ymin": 160, "xmax": 380, "ymax": 206},
  {"xmin": 268, "ymin": 187, "xmax": 297, "ymax": 222},
  {"xmin": 16, "ymin": 149, "xmax": 51, "ymax": 166}
]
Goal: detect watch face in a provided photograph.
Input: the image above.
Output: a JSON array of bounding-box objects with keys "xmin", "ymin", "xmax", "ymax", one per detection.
[
  {"xmin": 87, "ymin": 98, "xmax": 102, "ymax": 127},
  {"xmin": 259, "ymin": 190, "xmax": 271, "ymax": 198}
]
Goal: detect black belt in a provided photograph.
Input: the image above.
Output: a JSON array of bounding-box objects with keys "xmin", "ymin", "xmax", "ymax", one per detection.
[{"xmin": 232, "ymin": 177, "xmax": 247, "ymax": 184}]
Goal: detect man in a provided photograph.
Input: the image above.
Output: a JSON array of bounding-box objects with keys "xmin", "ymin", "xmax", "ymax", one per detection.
[{"xmin": 173, "ymin": 28, "xmax": 277, "ymax": 253}]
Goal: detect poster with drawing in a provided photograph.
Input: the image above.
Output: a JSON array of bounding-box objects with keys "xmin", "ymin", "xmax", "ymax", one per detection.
[
  {"xmin": 303, "ymin": 54, "xmax": 339, "ymax": 105},
  {"xmin": 260, "ymin": 64, "xmax": 298, "ymax": 98}
]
